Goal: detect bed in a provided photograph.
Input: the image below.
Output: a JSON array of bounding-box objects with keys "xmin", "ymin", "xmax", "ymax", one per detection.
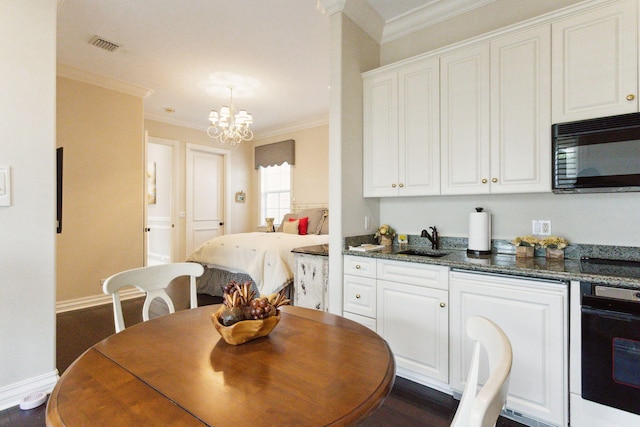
[{"xmin": 187, "ymin": 207, "xmax": 329, "ymax": 297}]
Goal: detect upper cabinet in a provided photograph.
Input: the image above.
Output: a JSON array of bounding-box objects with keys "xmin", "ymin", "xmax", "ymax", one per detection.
[
  {"xmin": 440, "ymin": 44, "xmax": 491, "ymax": 194},
  {"xmin": 363, "ymin": 56, "xmax": 440, "ymax": 197},
  {"xmin": 362, "ymin": 0, "xmax": 638, "ymax": 198},
  {"xmin": 551, "ymin": 0, "xmax": 638, "ymax": 123},
  {"xmin": 441, "ymin": 26, "xmax": 551, "ymax": 195}
]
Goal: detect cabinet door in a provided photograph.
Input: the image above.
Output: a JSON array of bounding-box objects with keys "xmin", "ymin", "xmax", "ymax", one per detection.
[
  {"xmin": 490, "ymin": 25, "xmax": 551, "ymax": 193},
  {"xmin": 449, "ymin": 271, "xmax": 567, "ymax": 426},
  {"xmin": 363, "ymin": 71, "xmax": 399, "ymax": 197},
  {"xmin": 441, "ymin": 44, "xmax": 491, "ymax": 195},
  {"xmin": 552, "ymin": 0, "xmax": 638, "ymax": 123},
  {"xmin": 377, "ymin": 280, "xmax": 448, "ymax": 384},
  {"xmin": 398, "ymin": 57, "xmax": 440, "ymax": 196}
]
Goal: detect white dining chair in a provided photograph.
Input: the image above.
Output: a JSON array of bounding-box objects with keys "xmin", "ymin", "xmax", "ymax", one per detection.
[
  {"xmin": 102, "ymin": 262, "xmax": 205, "ymax": 333},
  {"xmin": 451, "ymin": 316, "xmax": 513, "ymax": 427}
]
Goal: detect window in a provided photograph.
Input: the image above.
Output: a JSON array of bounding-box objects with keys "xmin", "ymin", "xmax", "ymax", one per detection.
[{"xmin": 260, "ymin": 162, "xmax": 291, "ymax": 225}]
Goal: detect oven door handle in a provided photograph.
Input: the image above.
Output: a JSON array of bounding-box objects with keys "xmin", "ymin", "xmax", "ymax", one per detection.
[{"xmin": 583, "ymin": 294, "xmax": 640, "ymax": 317}]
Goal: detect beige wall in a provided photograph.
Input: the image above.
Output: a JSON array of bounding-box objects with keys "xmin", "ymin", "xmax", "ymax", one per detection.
[
  {"xmin": 144, "ymin": 120, "xmax": 254, "ymax": 260},
  {"xmin": 252, "ymin": 123, "xmax": 330, "ymax": 226},
  {"xmin": 56, "ymin": 77, "xmax": 145, "ymax": 302}
]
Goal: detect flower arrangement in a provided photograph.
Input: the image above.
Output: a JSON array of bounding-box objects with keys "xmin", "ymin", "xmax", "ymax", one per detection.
[
  {"xmin": 511, "ymin": 235, "xmax": 539, "ymax": 247},
  {"xmin": 539, "ymin": 236, "xmax": 568, "ymax": 249},
  {"xmin": 374, "ymin": 224, "xmax": 396, "ymax": 240}
]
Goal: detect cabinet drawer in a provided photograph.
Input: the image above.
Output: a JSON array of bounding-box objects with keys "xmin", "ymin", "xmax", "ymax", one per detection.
[
  {"xmin": 343, "ymin": 255, "xmax": 376, "ymax": 278},
  {"xmin": 377, "ymin": 259, "xmax": 449, "ymax": 290},
  {"xmin": 343, "ymin": 275, "xmax": 376, "ymax": 318},
  {"xmin": 343, "ymin": 311, "xmax": 377, "ymax": 332}
]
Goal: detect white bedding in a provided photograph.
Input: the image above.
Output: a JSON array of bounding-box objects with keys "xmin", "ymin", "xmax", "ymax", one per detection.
[{"xmin": 186, "ymin": 232, "xmax": 329, "ymax": 295}]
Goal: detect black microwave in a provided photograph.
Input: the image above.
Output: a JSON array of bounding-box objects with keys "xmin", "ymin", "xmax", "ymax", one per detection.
[{"xmin": 552, "ymin": 112, "xmax": 640, "ymax": 193}]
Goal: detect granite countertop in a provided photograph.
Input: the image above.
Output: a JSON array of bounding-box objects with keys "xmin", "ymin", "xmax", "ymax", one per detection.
[
  {"xmin": 292, "ymin": 244, "xmax": 329, "ymax": 257},
  {"xmin": 343, "ymin": 243, "xmax": 640, "ymax": 289}
]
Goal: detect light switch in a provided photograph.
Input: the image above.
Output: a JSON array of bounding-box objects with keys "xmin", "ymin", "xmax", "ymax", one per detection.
[{"xmin": 0, "ymin": 166, "xmax": 11, "ymax": 207}]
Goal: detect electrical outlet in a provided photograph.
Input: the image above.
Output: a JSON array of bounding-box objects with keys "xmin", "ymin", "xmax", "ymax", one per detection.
[{"xmin": 532, "ymin": 220, "xmax": 552, "ymax": 236}]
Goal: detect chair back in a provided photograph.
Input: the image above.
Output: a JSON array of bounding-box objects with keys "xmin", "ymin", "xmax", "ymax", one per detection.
[
  {"xmin": 451, "ymin": 316, "xmax": 513, "ymax": 427},
  {"xmin": 102, "ymin": 262, "xmax": 204, "ymax": 333}
]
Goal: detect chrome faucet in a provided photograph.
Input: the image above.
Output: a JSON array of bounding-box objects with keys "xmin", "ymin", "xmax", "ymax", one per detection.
[{"xmin": 421, "ymin": 226, "xmax": 439, "ymax": 250}]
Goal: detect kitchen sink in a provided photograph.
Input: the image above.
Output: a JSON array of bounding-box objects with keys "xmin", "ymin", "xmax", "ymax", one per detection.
[{"xmin": 395, "ymin": 249, "xmax": 449, "ymax": 258}]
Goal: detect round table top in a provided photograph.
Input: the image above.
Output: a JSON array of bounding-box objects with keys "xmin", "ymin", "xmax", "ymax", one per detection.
[{"xmin": 46, "ymin": 304, "xmax": 395, "ymax": 427}]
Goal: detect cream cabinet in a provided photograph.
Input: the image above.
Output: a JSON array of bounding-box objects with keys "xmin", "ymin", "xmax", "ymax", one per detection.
[
  {"xmin": 449, "ymin": 270, "xmax": 567, "ymax": 427},
  {"xmin": 441, "ymin": 25, "xmax": 551, "ymax": 195},
  {"xmin": 376, "ymin": 259, "xmax": 449, "ymax": 385},
  {"xmin": 551, "ymin": 0, "xmax": 638, "ymax": 123},
  {"xmin": 363, "ymin": 56, "xmax": 440, "ymax": 197}
]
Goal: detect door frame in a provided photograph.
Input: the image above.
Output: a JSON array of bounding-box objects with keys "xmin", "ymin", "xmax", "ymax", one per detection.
[
  {"xmin": 145, "ymin": 134, "xmax": 179, "ymax": 265},
  {"xmin": 185, "ymin": 143, "xmax": 231, "ymax": 255}
]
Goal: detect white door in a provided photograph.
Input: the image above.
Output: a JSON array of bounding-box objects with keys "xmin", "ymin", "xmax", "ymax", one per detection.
[
  {"xmin": 146, "ymin": 137, "xmax": 177, "ymax": 265},
  {"xmin": 186, "ymin": 143, "xmax": 228, "ymax": 255}
]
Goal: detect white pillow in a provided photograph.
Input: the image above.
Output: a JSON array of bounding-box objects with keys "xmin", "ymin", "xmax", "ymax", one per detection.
[{"xmin": 283, "ymin": 219, "xmax": 299, "ymax": 234}]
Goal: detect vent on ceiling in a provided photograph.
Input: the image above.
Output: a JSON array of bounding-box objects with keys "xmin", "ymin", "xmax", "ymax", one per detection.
[{"xmin": 88, "ymin": 35, "xmax": 120, "ymax": 52}]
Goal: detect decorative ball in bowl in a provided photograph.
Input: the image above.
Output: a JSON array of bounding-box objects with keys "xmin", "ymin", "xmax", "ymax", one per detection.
[
  {"xmin": 211, "ymin": 307, "xmax": 280, "ymax": 345},
  {"xmin": 211, "ymin": 280, "xmax": 290, "ymax": 345}
]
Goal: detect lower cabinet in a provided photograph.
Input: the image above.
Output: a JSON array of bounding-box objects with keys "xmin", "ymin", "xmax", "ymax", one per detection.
[
  {"xmin": 343, "ymin": 255, "xmax": 449, "ymax": 385},
  {"xmin": 449, "ymin": 270, "xmax": 567, "ymax": 427}
]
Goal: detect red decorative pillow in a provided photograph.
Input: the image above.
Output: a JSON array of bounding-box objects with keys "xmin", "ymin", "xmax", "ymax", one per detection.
[{"xmin": 289, "ymin": 216, "xmax": 309, "ymax": 235}]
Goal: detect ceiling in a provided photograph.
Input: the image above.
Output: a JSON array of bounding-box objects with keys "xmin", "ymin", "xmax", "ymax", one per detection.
[{"xmin": 56, "ymin": 1, "xmax": 473, "ymax": 136}]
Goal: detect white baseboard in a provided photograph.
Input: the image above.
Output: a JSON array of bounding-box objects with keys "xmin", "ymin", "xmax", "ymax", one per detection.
[
  {"xmin": 56, "ymin": 288, "xmax": 145, "ymax": 313},
  {"xmin": 0, "ymin": 370, "xmax": 59, "ymax": 411}
]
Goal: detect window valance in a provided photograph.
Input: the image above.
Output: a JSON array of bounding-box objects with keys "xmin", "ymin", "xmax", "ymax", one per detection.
[{"xmin": 255, "ymin": 139, "xmax": 295, "ymax": 169}]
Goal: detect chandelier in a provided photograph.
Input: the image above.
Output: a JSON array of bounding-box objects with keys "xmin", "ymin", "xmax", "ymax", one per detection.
[{"xmin": 207, "ymin": 86, "xmax": 253, "ymax": 147}]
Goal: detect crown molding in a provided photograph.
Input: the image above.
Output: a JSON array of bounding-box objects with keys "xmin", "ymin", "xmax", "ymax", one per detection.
[
  {"xmin": 144, "ymin": 111, "xmax": 206, "ymax": 131},
  {"xmin": 57, "ymin": 64, "xmax": 154, "ymax": 99},
  {"xmin": 144, "ymin": 111, "xmax": 329, "ymax": 140},
  {"xmin": 320, "ymin": 0, "xmax": 384, "ymax": 44},
  {"xmin": 319, "ymin": 0, "xmax": 346, "ymax": 15},
  {"xmin": 254, "ymin": 115, "xmax": 329, "ymax": 140},
  {"xmin": 381, "ymin": 0, "xmax": 496, "ymax": 44}
]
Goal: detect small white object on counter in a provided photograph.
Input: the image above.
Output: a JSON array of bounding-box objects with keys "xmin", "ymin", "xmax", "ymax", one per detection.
[{"xmin": 348, "ymin": 244, "xmax": 385, "ymax": 252}]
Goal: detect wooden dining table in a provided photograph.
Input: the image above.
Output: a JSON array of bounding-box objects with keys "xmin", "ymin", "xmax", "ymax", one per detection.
[{"xmin": 46, "ymin": 304, "xmax": 395, "ymax": 426}]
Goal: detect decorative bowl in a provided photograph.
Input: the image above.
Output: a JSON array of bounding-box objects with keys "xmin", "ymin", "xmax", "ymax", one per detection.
[{"xmin": 211, "ymin": 307, "xmax": 280, "ymax": 345}]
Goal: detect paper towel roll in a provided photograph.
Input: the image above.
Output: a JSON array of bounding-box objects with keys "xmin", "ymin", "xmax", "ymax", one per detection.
[{"xmin": 468, "ymin": 208, "xmax": 491, "ymax": 253}]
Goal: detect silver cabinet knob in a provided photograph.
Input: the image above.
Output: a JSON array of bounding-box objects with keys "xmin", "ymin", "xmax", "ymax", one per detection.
[
  {"xmin": 492, "ymin": 177, "xmax": 498, "ymax": 183},
  {"xmin": 440, "ymin": 302, "xmax": 446, "ymax": 308},
  {"xmin": 356, "ymin": 294, "xmax": 361, "ymax": 299},
  {"xmin": 355, "ymin": 265, "xmax": 361, "ymax": 269},
  {"xmin": 399, "ymin": 183, "xmax": 404, "ymax": 188},
  {"xmin": 391, "ymin": 183, "xmax": 397, "ymax": 188},
  {"xmin": 482, "ymin": 178, "xmax": 488, "ymax": 184}
]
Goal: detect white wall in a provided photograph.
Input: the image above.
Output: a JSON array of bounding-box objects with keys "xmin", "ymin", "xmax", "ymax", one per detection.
[
  {"xmin": 327, "ymin": 11, "xmax": 381, "ymax": 314},
  {"xmin": 0, "ymin": 0, "xmax": 58, "ymax": 409}
]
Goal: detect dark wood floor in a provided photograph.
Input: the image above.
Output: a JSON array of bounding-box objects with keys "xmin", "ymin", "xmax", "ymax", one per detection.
[{"xmin": 1, "ymin": 294, "xmax": 524, "ymax": 427}]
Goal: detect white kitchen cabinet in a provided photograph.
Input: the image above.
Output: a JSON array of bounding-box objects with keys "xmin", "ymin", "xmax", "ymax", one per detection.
[
  {"xmin": 490, "ymin": 25, "xmax": 551, "ymax": 193},
  {"xmin": 440, "ymin": 43, "xmax": 491, "ymax": 195},
  {"xmin": 552, "ymin": 0, "xmax": 638, "ymax": 123},
  {"xmin": 343, "ymin": 255, "xmax": 377, "ymax": 330},
  {"xmin": 376, "ymin": 259, "xmax": 449, "ymax": 385},
  {"xmin": 449, "ymin": 270, "xmax": 567, "ymax": 427},
  {"xmin": 363, "ymin": 56, "xmax": 440, "ymax": 197},
  {"xmin": 293, "ymin": 253, "xmax": 328, "ymax": 311},
  {"xmin": 441, "ymin": 25, "xmax": 551, "ymax": 195}
]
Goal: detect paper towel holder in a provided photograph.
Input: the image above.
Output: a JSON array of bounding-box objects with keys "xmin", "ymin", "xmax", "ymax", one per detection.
[{"xmin": 467, "ymin": 207, "xmax": 492, "ymax": 257}]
